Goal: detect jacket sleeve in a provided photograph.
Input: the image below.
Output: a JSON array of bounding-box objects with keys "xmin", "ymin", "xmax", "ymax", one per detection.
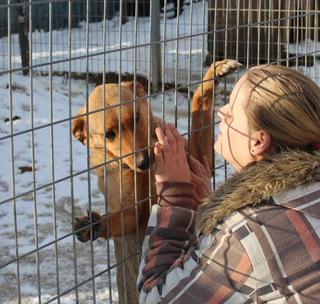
[{"xmin": 137, "ymin": 182, "xmax": 253, "ymax": 304}]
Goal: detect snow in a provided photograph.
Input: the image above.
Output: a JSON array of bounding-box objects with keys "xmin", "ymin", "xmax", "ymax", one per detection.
[
  {"xmin": 0, "ymin": 69, "xmax": 234, "ymax": 303},
  {"xmin": 0, "ymin": 71, "xmax": 232, "ymax": 303},
  {"xmin": 1, "ymin": 1, "xmax": 320, "ymax": 303},
  {"xmin": 0, "ymin": 1, "xmax": 208, "ymax": 84}
]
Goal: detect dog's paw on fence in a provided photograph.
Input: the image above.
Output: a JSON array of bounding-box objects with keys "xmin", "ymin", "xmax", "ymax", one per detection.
[
  {"xmin": 213, "ymin": 59, "xmax": 242, "ymax": 79},
  {"xmin": 73, "ymin": 210, "xmax": 102, "ymax": 242}
]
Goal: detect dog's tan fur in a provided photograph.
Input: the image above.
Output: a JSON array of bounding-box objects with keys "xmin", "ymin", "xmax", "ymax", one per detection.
[
  {"xmin": 72, "ymin": 59, "xmax": 241, "ymax": 304},
  {"xmin": 73, "ymin": 82, "xmax": 159, "ymax": 239}
]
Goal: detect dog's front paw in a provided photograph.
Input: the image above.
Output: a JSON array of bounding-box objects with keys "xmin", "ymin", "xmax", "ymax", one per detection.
[
  {"xmin": 213, "ymin": 59, "xmax": 242, "ymax": 78},
  {"xmin": 73, "ymin": 210, "xmax": 102, "ymax": 242}
]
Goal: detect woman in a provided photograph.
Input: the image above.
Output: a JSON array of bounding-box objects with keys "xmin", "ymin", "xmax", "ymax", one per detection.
[{"xmin": 137, "ymin": 65, "xmax": 320, "ymax": 303}]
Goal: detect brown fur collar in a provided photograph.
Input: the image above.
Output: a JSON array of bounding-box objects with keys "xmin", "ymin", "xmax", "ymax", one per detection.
[{"xmin": 197, "ymin": 149, "xmax": 320, "ymax": 234}]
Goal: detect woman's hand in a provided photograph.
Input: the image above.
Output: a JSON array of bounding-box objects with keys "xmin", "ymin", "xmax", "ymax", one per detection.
[
  {"xmin": 189, "ymin": 155, "xmax": 212, "ymax": 201},
  {"xmin": 154, "ymin": 123, "xmax": 191, "ymax": 183}
]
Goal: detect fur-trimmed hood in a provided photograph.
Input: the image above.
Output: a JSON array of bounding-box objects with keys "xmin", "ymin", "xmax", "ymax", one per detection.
[{"xmin": 197, "ymin": 149, "xmax": 320, "ymax": 234}]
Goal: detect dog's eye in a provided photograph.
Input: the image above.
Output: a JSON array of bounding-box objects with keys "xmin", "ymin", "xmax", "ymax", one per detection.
[
  {"xmin": 135, "ymin": 112, "xmax": 140, "ymax": 123},
  {"xmin": 105, "ymin": 130, "xmax": 115, "ymax": 140}
]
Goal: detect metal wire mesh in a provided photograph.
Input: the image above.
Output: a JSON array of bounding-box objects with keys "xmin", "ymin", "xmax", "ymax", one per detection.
[{"xmin": 0, "ymin": 0, "xmax": 319, "ymax": 303}]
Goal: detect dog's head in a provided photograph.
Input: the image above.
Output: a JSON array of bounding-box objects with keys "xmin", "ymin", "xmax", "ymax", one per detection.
[{"xmin": 72, "ymin": 81, "xmax": 154, "ymax": 172}]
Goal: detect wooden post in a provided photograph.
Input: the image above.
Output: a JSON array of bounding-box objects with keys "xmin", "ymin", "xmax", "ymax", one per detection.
[
  {"xmin": 16, "ymin": 0, "xmax": 29, "ymax": 75},
  {"xmin": 121, "ymin": 0, "xmax": 128, "ymax": 24},
  {"xmin": 150, "ymin": 0, "xmax": 161, "ymax": 92}
]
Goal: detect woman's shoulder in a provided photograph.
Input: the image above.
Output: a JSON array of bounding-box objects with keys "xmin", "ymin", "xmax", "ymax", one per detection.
[
  {"xmin": 272, "ymin": 181, "xmax": 320, "ymax": 220},
  {"xmin": 223, "ymin": 181, "xmax": 320, "ymax": 239},
  {"xmin": 214, "ymin": 183, "xmax": 320, "ymax": 302}
]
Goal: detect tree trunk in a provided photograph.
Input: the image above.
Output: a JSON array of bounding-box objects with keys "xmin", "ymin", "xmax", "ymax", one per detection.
[{"xmin": 16, "ymin": 0, "xmax": 29, "ymax": 75}]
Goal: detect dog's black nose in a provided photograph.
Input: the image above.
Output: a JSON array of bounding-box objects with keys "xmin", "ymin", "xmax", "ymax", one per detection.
[{"xmin": 136, "ymin": 152, "xmax": 150, "ymax": 171}]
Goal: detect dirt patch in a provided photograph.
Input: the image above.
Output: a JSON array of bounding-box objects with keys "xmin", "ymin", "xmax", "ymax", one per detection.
[{"xmin": 5, "ymin": 83, "xmax": 28, "ymax": 94}]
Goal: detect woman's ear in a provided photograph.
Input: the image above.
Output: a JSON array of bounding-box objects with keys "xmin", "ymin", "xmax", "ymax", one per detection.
[{"xmin": 251, "ymin": 130, "xmax": 272, "ymax": 157}]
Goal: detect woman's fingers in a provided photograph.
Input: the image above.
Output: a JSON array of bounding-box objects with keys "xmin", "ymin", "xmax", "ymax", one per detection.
[
  {"xmin": 154, "ymin": 123, "xmax": 194, "ymax": 184},
  {"xmin": 168, "ymin": 124, "xmax": 185, "ymax": 153},
  {"xmin": 164, "ymin": 123, "xmax": 178, "ymax": 153},
  {"xmin": 198, "ymin": 158, "xmax": 209, "ymax": 178},
  {"xmin": 154, "ymin": 141, "xmax": 166, "ymax": 182},
  {"xmin": 189, "ymin": 154, "xmax": 212, "ymax": 179},
  {"xmin": 155, "ymin": 127, "xmax": 167, "ymax": 147},
  {"xmin": 190, "ymin": 171, "xmax": 210, "ymax": 188},
  {"xmin": 190, "ymin": 171, "xmax": 202, "ymax": 184},
  {"xmin": 154, "ymin": 142, "xmax": 164, "ymax": 164},
  {"xmin": 154, "ymin": 142, "xmax": 164, "ymax": 174},
  {"xmin": 189, "ymin": 155, "xmax": 206, "ymax": 177},
  {"xmin": 190, "ymin": 171, "xmax": 211, "ymax": 199},
  {"xmin": 202, "ymin": 156, "xmax": 211, "ymax": 178},
  {"xmin": 156, "ymin": 123, "xmax": 183, "ymax": 156},
  {"xmin": 155, "ymin": 123, "xmax": 177, "ymax": 154}
]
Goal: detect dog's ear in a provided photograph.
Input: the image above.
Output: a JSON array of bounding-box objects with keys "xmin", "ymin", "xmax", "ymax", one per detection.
[
  {"xmin": 72, "ymin": 107, "xmax": 87, "ymax": 145},
  {"xmin": 122, "ymin": 81, "xmax": 146, "ymax": 97}
]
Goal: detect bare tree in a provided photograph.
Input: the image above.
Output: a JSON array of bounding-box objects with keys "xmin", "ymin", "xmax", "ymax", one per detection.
[{"xmin": 16, "ymin": 0, "xmax": 29, "ymax": 75}]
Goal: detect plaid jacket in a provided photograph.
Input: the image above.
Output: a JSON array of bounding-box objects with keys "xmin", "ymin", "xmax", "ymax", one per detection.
[{"xmin": 137, "ymin": 181, "xmax": 320, "ymax": 303}]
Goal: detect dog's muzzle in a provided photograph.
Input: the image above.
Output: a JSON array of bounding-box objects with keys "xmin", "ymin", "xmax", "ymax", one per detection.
[{"xmin": 136, "ymin": 151, "xmax": 152, "ymax": 171}]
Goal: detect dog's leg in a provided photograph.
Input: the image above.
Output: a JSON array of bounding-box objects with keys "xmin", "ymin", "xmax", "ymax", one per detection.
[
  {"xmin": 74, "ymin": 208, "xmax": 147, "ymax": 304},
  {"xmin": 190, "ymin": 59, "xmax": 241, "ymax": 170},
  {"xmin": 102, "ymin": 206, "xmax": 148, "ymax": 239},
  {"xmin": 114, "ymin": 236, "xmax": 141, "ymax": 304},
  {"xmin": 74, "ymin": 203, "xmax": 148, "ymax": 242},
  {"xmin": 74, "ymin": 211, "xmax": 144, "ymax": 304}
]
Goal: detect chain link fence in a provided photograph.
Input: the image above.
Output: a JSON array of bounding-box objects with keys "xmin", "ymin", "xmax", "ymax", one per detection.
[{"xmin": 0, "ymin": 0, "xmax": 319, "ymax": 303}]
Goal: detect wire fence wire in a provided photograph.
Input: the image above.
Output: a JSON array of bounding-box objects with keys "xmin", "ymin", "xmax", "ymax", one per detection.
[{"xmin": 0, "ymin": 0, "xmax": 319, "ymax": 303}]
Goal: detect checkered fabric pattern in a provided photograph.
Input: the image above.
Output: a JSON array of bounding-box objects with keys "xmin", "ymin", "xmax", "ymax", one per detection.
[{"xmin": 137, "ymin": 182, "xmax": 320, "ymax": 303}]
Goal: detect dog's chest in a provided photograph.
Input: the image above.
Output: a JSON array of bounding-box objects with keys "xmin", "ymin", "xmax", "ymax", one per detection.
[{"xmin": 97, "ymin": 169, "xmax": 152, "ymax": 212}]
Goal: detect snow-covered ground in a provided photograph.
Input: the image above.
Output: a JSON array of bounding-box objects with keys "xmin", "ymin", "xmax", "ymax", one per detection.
[
  {"xmin": 0, "ymin": 74, "xmax": 115, "ymax": 303},
  {"xmin": 1, "ymin": 1, "xmax": 320, "ymax": 303},
  {"xmin": 0, "ymin": 2, "xmax": 219, "ymax": 303},
  {"xmin": 0, "ymin": 69, "xmax": 234, "ymax": 303},
  {"xmin": 0, "ymin": 1, "xmax": 208, "ymax": 84}
]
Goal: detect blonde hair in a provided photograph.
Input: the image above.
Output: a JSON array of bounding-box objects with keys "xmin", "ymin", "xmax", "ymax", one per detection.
[{"xmin": 246, "ymin": 65, "xmax": 320, "ymax": 150}]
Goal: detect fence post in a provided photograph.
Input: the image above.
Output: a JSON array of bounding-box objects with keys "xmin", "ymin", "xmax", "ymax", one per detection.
[
  {"xmin": 150, "ymin": 0, "xmax": 161, "ymax": 92},
  {"xmin": 16, "ymin": 0, "xmax": 29, "ymax": 75}
]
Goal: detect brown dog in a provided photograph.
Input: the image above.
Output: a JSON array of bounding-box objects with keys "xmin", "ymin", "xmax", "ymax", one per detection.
[{"xmin": 72, "ymin": 59, "xmax": 241, "ymax": 304}]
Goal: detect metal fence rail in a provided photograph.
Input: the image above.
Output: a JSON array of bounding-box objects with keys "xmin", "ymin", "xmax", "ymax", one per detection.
[{"xmin": 0, "ymin": 0, "xmax": 319, "ymax": 303}]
